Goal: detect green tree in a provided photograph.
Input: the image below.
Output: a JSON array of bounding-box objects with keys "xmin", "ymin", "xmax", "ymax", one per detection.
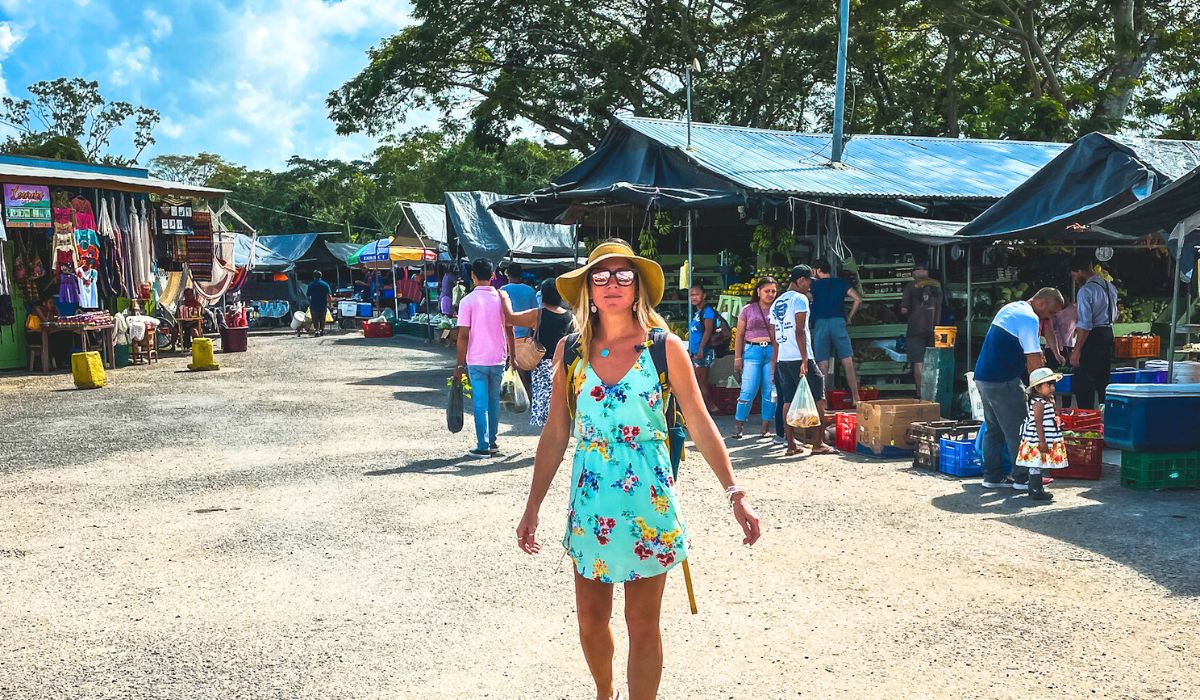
[{"xmin": 0, "ymin": 77, "xmax": 160, "ymax": 164}]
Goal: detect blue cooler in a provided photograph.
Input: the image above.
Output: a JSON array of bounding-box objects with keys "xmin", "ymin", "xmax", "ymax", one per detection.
[{"xmin": 1104, "ymin": 384, "xmax": 1200, "ymax": 452}]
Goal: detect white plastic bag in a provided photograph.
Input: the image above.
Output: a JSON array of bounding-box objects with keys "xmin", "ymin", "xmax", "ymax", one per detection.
[
  {"xmin": 786, "ymin": 376, "xmax": 821, "ymax": 428},
  {"xmin": 501, "ymin": 367, "xmax": 530, "ymax": 414}
]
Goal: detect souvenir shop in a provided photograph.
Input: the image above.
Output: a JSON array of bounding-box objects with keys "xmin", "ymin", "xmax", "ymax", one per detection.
[{"xmin": 0, "ymin": 156, "xmax": 230, "ymax": 371}]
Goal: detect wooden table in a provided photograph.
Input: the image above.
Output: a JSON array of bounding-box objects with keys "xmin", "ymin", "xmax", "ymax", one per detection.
[{"xmin": 39, "ymin": 324, "xmax": 116, "ymax": 374}]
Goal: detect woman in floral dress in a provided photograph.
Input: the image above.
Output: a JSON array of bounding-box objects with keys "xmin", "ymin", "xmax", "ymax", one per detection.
[{"xmin": 516, "ymin": 240, "xmax": 761, "ymax": 700}]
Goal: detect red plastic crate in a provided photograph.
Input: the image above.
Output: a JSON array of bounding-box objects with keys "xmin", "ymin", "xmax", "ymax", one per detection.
[
  {"xmin": 1059, "ymin": 436, "xmax": 1103, "ymax": 480},
  {"xmin": 859, "ymin": 388, "xmax": 879, "ymax": 402},
  {"xmin": 1059, "ymin": 408, "xmax": 1103, "ymax": 435},
  {"xmin": 1113, "ymin": 335, "xmax": 1159, "ymax": 359},
  {"xmin": 835, "ymin": 412, "xmax": 857, "ymax": 452},
  {"xmin": 827, "ymin": 390, "xmax": 853, "ymax": 410},
  {"xmin": 709, "ymin": 386, "xmax": 760, "ymax": 416},
  {"xmin": 362, "ymin": 321, "xmax": 393, "ymax": 338}
]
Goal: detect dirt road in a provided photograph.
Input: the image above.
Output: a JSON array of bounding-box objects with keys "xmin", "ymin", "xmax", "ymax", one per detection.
[{"xmin": 1, "ymin": 332, "xmax": 1197, "ymax": 699}]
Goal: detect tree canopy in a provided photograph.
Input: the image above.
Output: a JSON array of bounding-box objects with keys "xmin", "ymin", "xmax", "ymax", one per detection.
[{"xmin": 329, "ymin": 0, "xmax": 1200, "ymax": 149}]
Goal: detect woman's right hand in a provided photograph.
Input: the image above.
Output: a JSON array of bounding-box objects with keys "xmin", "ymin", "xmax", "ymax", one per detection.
[
  {"xmin": 516, "ymin": 508, "xmax": 541, "ymax": 554},
  {"xmin": 733, "ymin": 357, "xmax": 743, "ymax": 374}
]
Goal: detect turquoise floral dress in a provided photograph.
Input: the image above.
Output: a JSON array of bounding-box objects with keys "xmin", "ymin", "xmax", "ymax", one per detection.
[{"xmin": 564, "ymin": 347, "xmax": 688, "ymax": 583}]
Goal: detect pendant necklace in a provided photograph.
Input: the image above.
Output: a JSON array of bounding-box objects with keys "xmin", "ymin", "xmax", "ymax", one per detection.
[{"xmin": 600, "ymin": 348, "xmax": 611, "ymax": 358}]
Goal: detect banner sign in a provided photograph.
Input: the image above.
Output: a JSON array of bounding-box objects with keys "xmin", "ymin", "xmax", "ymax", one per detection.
[
  {"xmin": 3, "ymin": 184, "xmax": 51, "ymax": 228},
  {"xmin": 156, "ymin": 198, "xmax": 194, "ymax": 234}
]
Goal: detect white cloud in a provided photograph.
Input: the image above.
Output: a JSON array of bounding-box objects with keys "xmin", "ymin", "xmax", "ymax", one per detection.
[
  {"xmin": 158, "ymin": 115, "xmax": 185, "ymax": 139},
  {"xmin": 0, "ymin": 21, "xmax": 25, "ymax": 98},
  {"xmin": 223, "ymin": 128, "xmax": 252, "ymax": 146},
  {"xmin": 143, "ymin": 8, "xmax": 172, "ymax": 41},
  {"xmin": 107, "ymin": 41, "xmax": 159, "ymax": 86}
]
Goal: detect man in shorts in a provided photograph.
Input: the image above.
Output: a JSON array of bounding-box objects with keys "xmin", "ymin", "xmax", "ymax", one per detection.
[
  {"xmin": 810, "ymin": 260, "xmax": 863, "ymax": 405},
  {"xmin": 771, "ymin": 265, "xmax": 834, "ymax": 456},
  {"xmin": 900, "ymin": 262, "xmax": 943, "ymax": 395}
]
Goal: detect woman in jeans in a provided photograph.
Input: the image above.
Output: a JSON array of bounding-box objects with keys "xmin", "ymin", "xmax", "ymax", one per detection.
[
  {"xmin": 731, "ymin": 277, "xmax": 779, "ymax": 439},
  {"xmin": 503, "ymin": 278, "xmax": 575, "ymax": 427}
]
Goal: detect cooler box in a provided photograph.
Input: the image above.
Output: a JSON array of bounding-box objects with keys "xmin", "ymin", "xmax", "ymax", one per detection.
[
  {"xmin": 357, "ymin": 302, "xmax": 373, "ymax": 318},
  {"xmin": 338, "ymin": 300, "xmax": 359, "ymax": 318},
  {"xmin": 1104, "ymin": 384, "xmax": 1200, "ymax": 452}
]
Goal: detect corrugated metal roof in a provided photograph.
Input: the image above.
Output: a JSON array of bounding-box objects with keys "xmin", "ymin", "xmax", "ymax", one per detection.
[
  {"xmin": 620, "ymin": 116, "xmax": 1068, "ymax": 200},
  {"xmin": 0, "ymin": 159, "xmax": 228, "ymax": 197}
]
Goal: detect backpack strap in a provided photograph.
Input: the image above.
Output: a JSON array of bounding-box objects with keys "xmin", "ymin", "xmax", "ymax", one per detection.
[{"xmin": 562, "ymin": 332, "xmax": 584, "ymax": 422}]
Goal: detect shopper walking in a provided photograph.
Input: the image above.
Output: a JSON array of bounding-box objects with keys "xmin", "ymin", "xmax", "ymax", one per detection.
[
  {"xmin": 688, "ymin": 285, "xmax": 721, "ymax": 413},
  {"xmin": 455, "ymin": 258, "xmax": 515, "ymax": 458},
  {"xmin": 1069, "ymin": 256, "xmax": 1118, "ymax": 410},
  {"xmin": 810, "ymin": 261, "xmax": 863, "ymax": 405},
  {"xmin": 900, "ymin": 262, "xmax": 942, "ymax": 395},
  {"xmin": 306, "ymin": 271, "xmax": 332, "ymax": 337},
  {"xmin": 973, "ymin": 288, "xmax": 1065, "ymax": 490},
  {"xmin": 516, "ymin": 239, "xmax": 760, "ymax": 700},
  {"xmin": 501, "ymin": 262, "xmax": 539, "ymax": 396},
  {"xmin": 504, "ymin": 278, "xmax": 575, "ymax": 427},
  {"xmin": 771, "ymin": 265, "xmax": 833, "ymax": 457},
  {"xmin": 732, "ymin": 276, "xmax": 779, "ymax": 439}
]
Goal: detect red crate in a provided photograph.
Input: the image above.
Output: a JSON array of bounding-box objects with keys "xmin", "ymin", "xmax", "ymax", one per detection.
[
  {"xmin": 709, "ymin": 386, "xmax": 760, "ymax": 416},
  {"xmin": 835, "ymin": 412, "xmax": 857, "ymax": 452},
  {"xmin": 1059, "ymin": 408, "xmax": 1103, "ymax": 435},
  {"xmin": 827, "ymin": 390, "xmax": 853, "ymax": 410},
  {"xmin": 362, "ymin": 321, "xmax": 393, "ymax": 338},
  {"xmin": 859, "ymin": 387, "xmax": 879, "ymax": 402},
  {"xmin": 1113, "ymin": 335, "xmax": 1159, "ymax": 359},
  {"xmin": 1059, "ymin": 436, "xmax": 1103, "ymax": 480}
]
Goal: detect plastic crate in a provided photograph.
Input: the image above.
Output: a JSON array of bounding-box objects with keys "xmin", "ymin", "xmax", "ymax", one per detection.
[
  {"xmin": 1059, "ymin": 436, "xmax": 1103, "ymax": 480},
  {"xmin": 974, "ymin": 423, "xmax": 1013, "ymax": 475},
  {"xmin": 710, "ymin": 386, "xmax": 760, "ymax": 417},
  {"xmin": 1055, "ymin": 373, "xmax": 1074, "ymax": 394},
  {"xmin": 1135, "ymin": 369, "xmax": 1168, "ymax": 384},
  {"xmin": 827, "ymin": 390, "xmax": 853, "ymax": 411},
  {"xmin": 362, "ymin": 321, "xmax": 393, "ymax": 338},
  {"xmin": 938, "ymin": 438, "xmax": 983, "ymax": 477},
  {"xmin": 1110, "ymin": 368, "xmax": 1139, "ymax": 384},
  {"xmin": 1059, "ymin": 408, "xmax": 1103, "ymax": 434},
  {"xmin": 1120, "ymin": 451, "xmax": 1200, "ymax": 490},
  {"xmin": 909, "ymin": 420, "xmax": 981, "ymax": 469},
  {"xmin": 859, "ymin": 387, "xmax": 880, "ymax": 402},
  {"xmin": 835, "ymin": 412, "xmax": 857, "ymax": 452},
  {"xmin": 1114, "ymin": 335, "xmax": 1160, "ymax": 359}
]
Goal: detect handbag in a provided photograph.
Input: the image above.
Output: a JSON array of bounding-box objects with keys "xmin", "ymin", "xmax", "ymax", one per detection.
[{"xmin": 513, "ymin": 307, "xmax": 547, "ymax": 371}]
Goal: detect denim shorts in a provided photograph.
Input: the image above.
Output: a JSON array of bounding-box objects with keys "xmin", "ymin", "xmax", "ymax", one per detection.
[
  {"xmin": 691, "ymin": 347, "xmax": 716, "ymax": 368},
  {"xmin": 812, "ymin": 317, "xmax": 853, "ymax": 362}
]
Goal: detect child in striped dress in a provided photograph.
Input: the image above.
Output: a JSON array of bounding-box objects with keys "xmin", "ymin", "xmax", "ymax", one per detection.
[{"xmin": 1015, "ymin": 367, "xmax": 1068, "ymax": 501}]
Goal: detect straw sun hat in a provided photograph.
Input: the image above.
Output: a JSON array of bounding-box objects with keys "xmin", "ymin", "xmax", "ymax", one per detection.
[
  {"xmin": 1028, "ymin": 366, "xmax": 1063, "ymax": 389},
  {"xmin": 556, "ymin": 240, "xmax": 665, "ymax": 309}
]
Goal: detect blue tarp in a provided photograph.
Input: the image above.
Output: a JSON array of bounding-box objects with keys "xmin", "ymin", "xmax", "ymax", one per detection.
[
  {"xmin": 1092, "ymin": 165, "xmax": 1200, "ymax": 273},
  {"xmin": 233, "ymin": 234, "xmax": 292, "ymax": 271},
  {"xmin": 956, "ymin": 133, "xmax": 1200, "ymax": 240},
  {"xmin": 446, "ymin": 191, "xmax": 578, "ymax": 264},
  {"xmin": 233, "ymin": 233, "xmax": 349, "ymax": 271},
  {"xmin": 491, "ymin": 117, "xmax": 1068, "ymax": 223}
]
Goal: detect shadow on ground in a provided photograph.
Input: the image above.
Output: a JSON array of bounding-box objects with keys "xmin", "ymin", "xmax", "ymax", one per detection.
[
  {"xmin": 931, "ymin": 466, "xmax": 1200, "ymax": 597},
  {"xmin": 365, "ymin": 452, "xmax": 534, "ymax": 477}
]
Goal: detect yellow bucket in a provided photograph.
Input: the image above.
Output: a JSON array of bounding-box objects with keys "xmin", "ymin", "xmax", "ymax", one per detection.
[
  {"xmin": 71, "ymin": 351, "xmax": 107, "ymax": 389},
  {"xmin": 933, "ymin": 325, "xmax": 958, "ymax": 349},
  {"xmin": 187, "ymin": 337, "xmax": 220, "ymax": 371}
]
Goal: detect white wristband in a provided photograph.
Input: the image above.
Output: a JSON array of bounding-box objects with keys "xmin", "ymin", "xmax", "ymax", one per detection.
[{"xmin": 726, "ymin": 485, "xmax": 747, "ymax": 508}]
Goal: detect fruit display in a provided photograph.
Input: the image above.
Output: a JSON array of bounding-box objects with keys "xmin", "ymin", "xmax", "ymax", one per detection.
[{"xmin": 721, "ymin": 267, "xmax": 790, "ymax": 297}]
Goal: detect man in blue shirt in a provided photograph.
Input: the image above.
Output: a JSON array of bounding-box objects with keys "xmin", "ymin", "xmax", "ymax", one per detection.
[
  {"xmin": 974, "ymin": 287, "xmax": 1065, "ymax": 490},
  {"xmin": 306, "ymin": 271, "xmax": 333, "ymax": 337},
  {"xmin": 689, "ymin": 284, "xmax": 720, "ymax": 413},
  {"xmin": 811, "ymin": 261, "xmax": 863, "ymax": 405},
  {"xmin": 1069, "ymin": 255, "xmax": 1119, "ymax": 410},
  {"xmin": 500, "ymin": 262, "xmax": 539, "ymax": 394}
]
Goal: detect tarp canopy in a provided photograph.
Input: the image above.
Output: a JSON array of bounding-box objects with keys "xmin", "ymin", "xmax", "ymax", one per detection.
[
  {"xmin": 956, "ymin": 132, "xmax": 1200, "ymax": 240},
  {"xmin": 446, "ymin": 191, "xmax": 579, "ymax": 264},
  {"xmin": 491, "ymin": 116, "xmax": 1067, "ymax": 223},
  {"xmin": 1092, "ymin": 164, "xmax": 1200, "ymax": 239},
  {"xmin": 234, "ymin": 233, "xmax": 293, "ymax": 272},
  {"xmin": 406, "ymin": 202, "xmax": 448, "ymax": 245},
  {"xmin": 841, "ymin": 210, "xmax": 965, "ymax": 246},
  {"xmin": 325, "ymin": 241, "xmax": 362, "ymax": 265},
  {"xmin": 232, "ymin": 232, "xmax": 349, "ymax": 272}
]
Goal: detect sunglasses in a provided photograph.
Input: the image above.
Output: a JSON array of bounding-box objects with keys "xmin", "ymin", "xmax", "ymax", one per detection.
[{"xmin": 590, "ymin": 268, "xmax": 636, "ymax": 287}]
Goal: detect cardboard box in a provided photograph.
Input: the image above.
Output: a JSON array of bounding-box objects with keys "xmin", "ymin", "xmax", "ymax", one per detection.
[{"xmin": 856, "ymin": 399, "xmax": 941, "ymax": 455}]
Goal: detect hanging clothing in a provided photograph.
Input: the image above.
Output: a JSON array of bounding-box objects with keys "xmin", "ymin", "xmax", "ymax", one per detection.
[
  {"xmin": 76, "ymin": 266, "xmax": 99, "ymax": 308},
  {"xmin": 75, "ymin": 228, "xmax": 100, "ymax": 263},
  {"xmin": 59, "ymin": 271, "xmax": 80, "ymax": 304},
  {"xmin": 70, "ymin": 196, "xmax": 96, "ymax": 230},
  {"xmin": 186, "ymin": 211, "xmax": 214, "ymax": 280}
]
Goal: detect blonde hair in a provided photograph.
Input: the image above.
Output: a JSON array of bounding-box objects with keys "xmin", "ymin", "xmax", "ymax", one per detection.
[{"xmin": 573, "ymin": 267, "xmax": 670, "ymax": 373}]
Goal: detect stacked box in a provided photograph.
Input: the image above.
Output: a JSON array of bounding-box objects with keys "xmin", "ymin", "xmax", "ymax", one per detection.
[{"xmin": 856, "ymin": 399, "xmax": 941, "ymax": 456}]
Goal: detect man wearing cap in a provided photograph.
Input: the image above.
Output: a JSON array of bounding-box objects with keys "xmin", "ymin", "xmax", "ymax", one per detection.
[
  {"xmin": 810, "ymin": 260, "xmax": 863, "ymax": 405},
  {"xmin": 771, "ymin": 265, "xmax": 834, "ymax": 456},
  {"xmin": 973, "ymin": 288, "xmax": 1066, "ymax": 490},
  {"xmin": 1069, "ymin": 256, "xmax": 1119, "ymax": 410},
  {"xmin": 900, "ymin": 262, "xmax": 943, "ymax": 395}
]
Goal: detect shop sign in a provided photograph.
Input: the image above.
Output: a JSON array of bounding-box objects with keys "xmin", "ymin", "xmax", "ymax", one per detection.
[
  {"xmin": 3, "ymin": 184, "xmax": 52, "ymax": 228},
  {"xmin": 156, "ymin": 199, "xmax": 194, "ymax": 234}
]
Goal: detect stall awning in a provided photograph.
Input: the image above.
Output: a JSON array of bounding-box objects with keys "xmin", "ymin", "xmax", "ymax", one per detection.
[
  {"xmin": 841, "ymin": 210, "xmax": 965, "ymax": 246},
  {"xmin": 233, "ymin": 233, "xmax": 293, "ymax": 272},
  {"xmin": 1091, "ymin": 165, "xmax": 1200, "ymax": 239},
  {"xmin": 325, "ymin": 241, "xmax": 362, "ymax": 265},
  {"xmin": 492, "ymin": 116, "xmax": 1068, "ymax": 223},
  {"xmin": 347, "ymin": 237, "xmax": 437, "ymax": 268},
  {"xmin": 446, "ymin": 191, "xmax": 578, "ymax": 264},
  {"xmin": 0, "ymin": 155, "xmax": 228, "ymax": 198},
  {"xmin": 955, "ymin": 132, "xmax": 1200, "ymax": 240},
  {"xmin": 406, "ymin": 202, "xmax": 448, "ymax": 245}
]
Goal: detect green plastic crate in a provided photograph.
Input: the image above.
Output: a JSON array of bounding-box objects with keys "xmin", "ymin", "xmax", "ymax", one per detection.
[{"xmin": 1120, "ymin": 451, "xmax": 1200, "ymax": 490}]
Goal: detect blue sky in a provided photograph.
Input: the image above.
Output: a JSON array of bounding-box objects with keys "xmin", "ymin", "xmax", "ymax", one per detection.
[{"xmin": 0, "ymin": 0, "xmax": 419, "ymax": 170}]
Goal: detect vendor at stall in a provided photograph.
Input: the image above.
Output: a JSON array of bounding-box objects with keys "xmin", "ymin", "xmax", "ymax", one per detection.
[
  {"xmin": 811, "ymin": 261, "xmax": 863, "ymax": 405},
  {"xmin": 1069, "ymin": 256, "xmax": 1119, "ymax": 410},
  {"xmin": 900, "ymin": 263, "xmax": 942, "ymax": 397},
  {"xmin": 974, "ymin": 288, "xmax": 1065, "ymax": 490},
  {"xmin": 306, "ymin": 271, "xmax": 333, "ymax": 337}
]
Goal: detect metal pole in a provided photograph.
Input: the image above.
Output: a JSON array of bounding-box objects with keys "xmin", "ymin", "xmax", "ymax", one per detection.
[
  {"xmin": 831, "ymin": 0, "xmax": 850, "ymax": 163},
  {"xmin": 1168, "ymin": 222, "xmax": 1185, "ymax": 383},
  {"xmin": 392, "ymin": 264, "xmax": 399, "ymax": 317},
  {"xmin": 966, "ymin": 244, "xmax": 973, "ymax": 372},
  {"xmin": 686, "ymin": 211, "xmax": 694, "ymax": 290},
  {"xmin": 685, "ymin": 64, "xmax": 693, "ymax": 150}
]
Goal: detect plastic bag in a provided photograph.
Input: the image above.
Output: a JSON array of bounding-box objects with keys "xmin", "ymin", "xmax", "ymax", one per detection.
[
  {"xmin": 447, "ymin": 375, "xmax": 464, "ymax": 433},
  {"xmin": 501, "ymin": 367, "xmax": 530, "ymax": 414},
  {"xmin": 785, "ymin": 376, "xmax": 820, "ymax": 428}
]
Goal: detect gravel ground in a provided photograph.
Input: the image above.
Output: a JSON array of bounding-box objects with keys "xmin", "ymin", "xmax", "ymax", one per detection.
[{"xmin": 1, "ymin": 331, "xmax": 1198, "ymax": 699}]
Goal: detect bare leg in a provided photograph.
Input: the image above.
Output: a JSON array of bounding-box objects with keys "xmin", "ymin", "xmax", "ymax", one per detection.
[
  {"xmin": 912, "ymin": 362, "xmax": 924, "ymax": 400},
  {"xmin": 782, "ymin": 401, "xmax": 799, "ymax": 454},
  {"xmin": 575, "ymin": 572, "xmax": 616, "ymax": 700},
  {"xmin": 810, "ymin": 400, "xmax": 834, "ymax": 452},
  {"xmin": 694, "ymin": 366, "xmax": 715, "ymax": 411},
  {"xmin": 625, "ymin": 572, "xmax": 669, "ymax": 700},
  {"xmin": 841, "ymin": 357, "xmax": 861, "ymax": 404}
]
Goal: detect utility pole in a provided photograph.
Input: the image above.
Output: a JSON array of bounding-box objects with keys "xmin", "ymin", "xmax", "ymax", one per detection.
[
  {"xmin": 831, "ymin": 0, "xmax": 850, "ymax": 164},
  {"xmin": 685, "ymin": 57, "xmax": 700, "ymax": 151}
]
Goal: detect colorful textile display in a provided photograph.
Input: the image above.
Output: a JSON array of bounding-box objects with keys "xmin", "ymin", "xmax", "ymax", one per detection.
[{"xmin": 186, "ymin": 211, "xmax": 214, "ymax": 281}]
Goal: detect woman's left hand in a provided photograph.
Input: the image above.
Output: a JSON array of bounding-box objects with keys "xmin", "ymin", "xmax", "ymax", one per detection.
[{"xmin": 732, "ymin": 496, "xmax": 761, "ymax": 546}]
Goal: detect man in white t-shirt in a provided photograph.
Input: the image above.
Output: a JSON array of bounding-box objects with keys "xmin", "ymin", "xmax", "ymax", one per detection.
[{"xmin": 771, "ymin": 265, "xmax": 833, "ymax": 456}]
